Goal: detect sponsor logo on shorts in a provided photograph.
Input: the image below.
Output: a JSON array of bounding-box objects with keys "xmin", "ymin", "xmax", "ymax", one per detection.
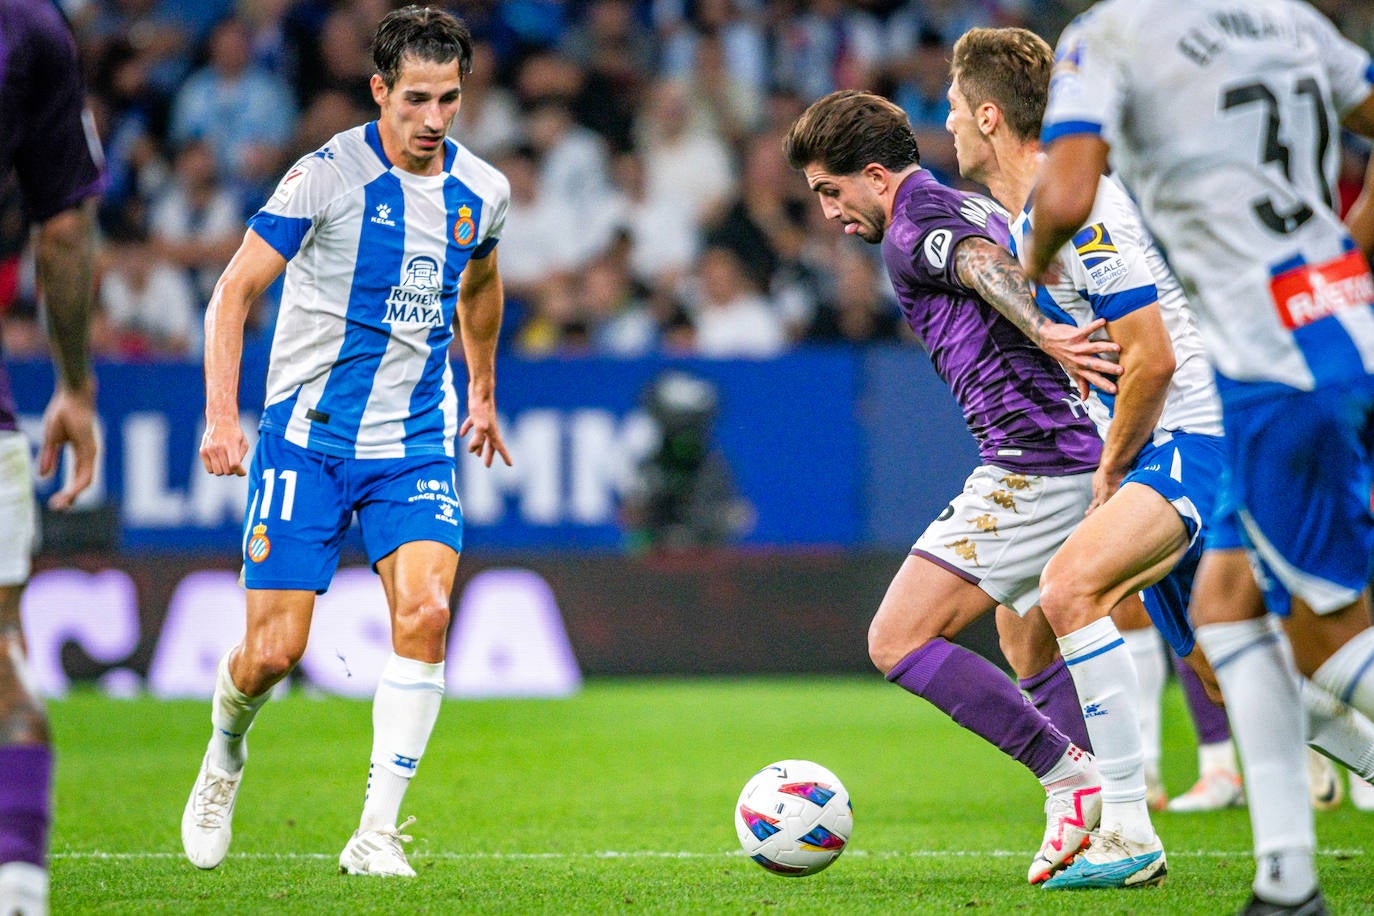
[
  {"xmin": 408, "ymin": 476, "xmax": 461, "ymax": 526},
  {"xmin": 998, "ymin": 473, "xmax": 1032, "ymax": 492},
  {"xmin": 970, "ymin": 513, "xmax": 1001, "ymax": 536},
  {"xmin": 989, "ymin": 489, "xmax": 1020, "ymax": 512},
  {"xmin": 945, "ymin": 537, "xmax": 980, "ymax": 565},
  {"xmin": 247, "ymin": 523, "xmax": 271, "ymax": 563}
]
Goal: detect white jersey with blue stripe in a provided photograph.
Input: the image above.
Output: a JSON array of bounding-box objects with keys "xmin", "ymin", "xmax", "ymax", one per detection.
[
  {"xmin": 249, "ymin": 122, "xmax": 509, "ymax": 458},
  {"xmin": 1010, "ymin": 173, "xmax": 1223, "ymax": 441},
  {"xmin": 1042, "ymin": 0, "xmax": 1374, "ymax": 393}
]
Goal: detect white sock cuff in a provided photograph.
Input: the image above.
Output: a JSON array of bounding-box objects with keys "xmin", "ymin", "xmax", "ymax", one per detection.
[
  {"xmin": 1194, "ymin": 616, "xmax": 1282, "ymax": 671},
  {"xmin": 1120, "ymin": 626, "xmax": 1164, "ymax": 653},
  {"xmin": 1058, "ymin": 616, "xmax": 1122, "ymax": 660},
  {"xmin": 1312, "ymin": 627, "xmax": 1374, "ymax": 707},
  {"xmin": 381, "ymin": 653, "xmax": 446, "ymax": 692}
]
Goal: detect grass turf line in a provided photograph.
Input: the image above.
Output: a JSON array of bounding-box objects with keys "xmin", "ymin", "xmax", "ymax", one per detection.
[{"xmin": 51, "ymin": 677, "xmax": 1374, "ymax": 914}]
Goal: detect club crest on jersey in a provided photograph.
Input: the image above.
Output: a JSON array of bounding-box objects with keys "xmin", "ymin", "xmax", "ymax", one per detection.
[
  {"xmin": 247, "ymin": 523, "xmax": 271, "ymax": 563},
  {"xmin": 454, "ymin": 204, "xmax": 476, "ymax": 245},
  {"xmin": 385, "ymin": 255, "xmax": 445, "ymax": 326}
]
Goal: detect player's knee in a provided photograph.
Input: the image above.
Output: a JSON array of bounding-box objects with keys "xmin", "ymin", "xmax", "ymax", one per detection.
[
  {"xmin": 238, "ymin": 642, "xmax": 302, "ymax": 692},
  {"xmin": 394, "ymin": 599, "xmax": 451, "ymax": 643},
  {"xmin": 1038, "ymin": 567, "xmax": 1098, "ymax": 633},
  {"xmin": 867, "ymin": 619, "xmax": 927, "ymax": 676}
]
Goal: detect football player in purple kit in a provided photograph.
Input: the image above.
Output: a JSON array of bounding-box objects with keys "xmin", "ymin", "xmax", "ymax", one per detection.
[
  {"xmin": 784, "ymin": 89, "xmax": 1126, "ymax": 885},
  {"xmin": 0, "ymin": 1, "xmax": 105, "ymax": 913}
]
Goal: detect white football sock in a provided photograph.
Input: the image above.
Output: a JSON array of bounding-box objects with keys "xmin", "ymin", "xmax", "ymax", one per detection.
[
  {"xmin": 360, "ymin": 653, "xmax": 445, "ymax": 833},
  {"xmin": 1301, "ymin": 677, "xmax": 1374, "ymax": 780},
  {"xmin": 208, "ymin": 650, "xmax": 270, "ymax": 773},
  {"xmin": 1312, "ymin": 627, "xmax": 1374, "ymax": 721},
  {"xmin": 1059, "ymin": 617, "xmax": 1152, "ymax": 843},
  {"xmin": 1195, "ymin": 616, "xmax": 1315, "ymax": 905},
  {"xmin": 1121, "ymin": 626, "xmax": 1166, "ymax": 778}
]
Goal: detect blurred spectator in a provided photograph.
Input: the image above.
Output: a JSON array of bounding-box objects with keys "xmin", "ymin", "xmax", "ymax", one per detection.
[
  {"xmin": 686, "ymin": 245, "xmax": 786, "ymax": 358},
  {"xmin": 635, "ymin": 79, "xmax": 736, "ymax": 231},
  {"xmin": 657, "ymin": 0, "xmax": 769, "ymax": 96},
  {"xmin": 562, "ymin": 0, "xmax": 652, "ymax": 153},
  {"xmin": 603, "ymin": 152, "xmax": 699, "ymax": 294},
  {"xmin": 97, "ymin": 220, "xmax": 200, "ymax": 359},
  {"xmin": 514, "ymin": 277, "xmax": 591, "ymax": 357},
  {"xmin": 882, "ymin": 27, "xmax": 958, "ymax": 181},
  {"xmin": 148, "ymin": 138, "xmax": 242, "ymax": 304},
  {"xmin": 89, "ymin": 38, "xmax": 171, "ymax": 230},
  {"xmin": 524, "ymin": 94, "xmax": 616, "ymax": 266},
  {"xmin": 294, "ymin": 6, "xmax": 374, "ymax": 113},
  {"xmin": 578, "ymin": 253, "xmax": 658, "ymax": 356},
  {"xmin": 702, "ymin": 132, "xmax": 808, "ymax": 291},
  {"xmin": 494, "ymin": 145, "xmax": 575, "ymax": 300},
  {"xmin": 169, "ymin": 16, "xmax": 297, "ymax": 196},
  {"xmin": 804, "ymin": 246, "xmax": 903, "ymax": 344},
  {"xmin": 770, "ymin": 0, "xmax": 884, "ymax": 102},
  {"xmin": 448, "ymin": 41, "xmax": 523, "ymax": 160}
]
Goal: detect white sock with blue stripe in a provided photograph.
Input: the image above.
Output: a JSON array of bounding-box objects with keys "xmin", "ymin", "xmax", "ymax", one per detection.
[
  {"xmin": 1059, "ymin": 616, "xmax": 1153, "ymax": 844},
  {"xmin": 1312, "ymin": 626, "xmax": 1374, "ymax": 722},
  {"xmin": 1195, "ymin": 615, "xmax": 1314, "ymax": 905},
  {"xmin": 208, "ymin": 650, "xmax": 270, "ymax": 774},
  {"xmin": 361, "ymin": 653, "xmax": 445, "ymax": 833}
]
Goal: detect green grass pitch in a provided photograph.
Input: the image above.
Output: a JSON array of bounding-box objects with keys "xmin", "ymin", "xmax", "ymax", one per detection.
[{"xmin": 51, "ymin": 678, "xmax": 1374, "ymax": 914}]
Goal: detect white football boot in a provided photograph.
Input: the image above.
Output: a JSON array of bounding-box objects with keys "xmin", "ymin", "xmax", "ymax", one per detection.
[
  {"xmin": 1041, "ymin": 829, "xmax": 1167, "ymax": 889},
  {"xmin": 1166, "ymin": 769, "xmax": 1245, "ymax": 812},
  {"xmin": 1028, "ymin": 781, "xmax": 1102, "ymax": 884},
  {"xmin": 0, "ymin": 861, "xmax": 48, "ymax": 916},
  {"xmin": 339, "ymin": 816, "xmax": 418, "ymax": 877},
  {"xmin": 181, "ymin": 753, "xmax": 243, "ymax": 869},
  {"xmin": 1308, "ymin": 749, "xmax": 1344, "ymax": 812}
]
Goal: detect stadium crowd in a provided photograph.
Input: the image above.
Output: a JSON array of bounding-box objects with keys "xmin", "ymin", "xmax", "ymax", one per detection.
[{"xmin": 2, "ymin": 0, "xmax": 1373, "ymax": 361}]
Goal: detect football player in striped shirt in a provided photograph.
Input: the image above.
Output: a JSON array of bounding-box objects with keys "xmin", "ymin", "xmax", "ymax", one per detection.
[
  {"xmin": 182, "ymin": 6, "xmax": 512, "ymax": 877},
  {"xmin": 1030, "ymin": 3, "xmax": 1374, "ymax": 911}
]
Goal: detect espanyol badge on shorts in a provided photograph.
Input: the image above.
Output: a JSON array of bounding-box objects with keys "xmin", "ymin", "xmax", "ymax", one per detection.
[
  {"xmin": 453, "ymin": 204, "xmax": 476, "ymax": 246},
  {"xmin": 247, "ymin": 523, "xmax": 271, "ymax": 562}
]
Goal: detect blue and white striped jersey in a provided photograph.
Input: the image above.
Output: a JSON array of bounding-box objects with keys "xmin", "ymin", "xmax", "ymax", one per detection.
[
  {"xmin": 249, "ymin": 121, "xmax": 509, "ymax": 458},
  {"xmin": 1009, "ymin": 173, "xmax": 1223, "ymax": 442},
  {"xmin": 1043, "ymin": 0, "xmax": 1374, "ymax": 393}
]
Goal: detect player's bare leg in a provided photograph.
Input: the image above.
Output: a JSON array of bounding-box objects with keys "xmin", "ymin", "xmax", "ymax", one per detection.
[
  {"xmin": 339, "ymin": 540, "xmax": 456, "ymax": 878},
  {"xmin": 1039, "ymin": 483, "xmax": 1185, "ymax": 889},
  {"xmin": 0, "ymin": 584, "xmax": 50, "ymax": 915},
  {"xmin": 872, "ymin": 557, "xmax": 1099, "ymax": 884},
  {"xmin": 182, "ymin": 589, "xmax": 316, "ymax": 869}
]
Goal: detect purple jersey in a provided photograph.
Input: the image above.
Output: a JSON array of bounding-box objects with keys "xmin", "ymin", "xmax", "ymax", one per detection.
[
  {"xmin": 882, "ymin": 171, "xmax": 1100, "ymax": 475},
  {"xmin": 0, "ymin": 0, "xmax": 104, "ymax": 431}
]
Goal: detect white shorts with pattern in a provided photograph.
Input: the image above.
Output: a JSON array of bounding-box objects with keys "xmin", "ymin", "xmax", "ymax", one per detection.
[
  {"xmin": 0, "ymin": 432, "xmax": 35, "ymax": 586},
  {"xmin": 911, "ymin": 464, "xmax": 1093, "ymax": 615}
]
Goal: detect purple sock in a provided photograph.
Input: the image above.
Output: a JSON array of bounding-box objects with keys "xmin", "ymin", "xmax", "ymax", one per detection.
[
  {"xmin": 0, "ymin": 746, "xmax": 51, "ymax": 867},
  {"xmin": 888, "ymin": 637, "xmax": 1071, "ymax": 779},
  {"xmin": 1174, "ymin": 653, "xmax": 1230, "ymax": 745},
  {"xmin": 1019, "ymin": 657, "xmax": 1093, "ymax": 755}
]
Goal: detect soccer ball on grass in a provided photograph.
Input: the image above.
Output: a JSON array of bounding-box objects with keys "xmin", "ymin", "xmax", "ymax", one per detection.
[{"xmin": 734, "ymin": 759, "xmax": 853, "ymax": 876}]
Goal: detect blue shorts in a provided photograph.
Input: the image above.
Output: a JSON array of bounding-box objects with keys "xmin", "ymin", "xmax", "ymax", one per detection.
[
  {"xmin": 1216, "ymin": 378, "xmax": 1374, "ymax": 615},
  {"xmin": 241, "ymin": 431, "xmax": 464, "ymax": 592},
  {"xmin": 1125, "ymin": 432, "xmax": 1225, "ymax": 657}
]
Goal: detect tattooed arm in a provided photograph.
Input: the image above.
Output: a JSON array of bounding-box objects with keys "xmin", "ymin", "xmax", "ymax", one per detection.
[{"xmin": 954, "ymin": 235, "xmax": 1123, "ymax": 397}]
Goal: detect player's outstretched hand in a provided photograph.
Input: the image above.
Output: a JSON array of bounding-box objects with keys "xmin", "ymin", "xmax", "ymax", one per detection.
[
  {"xmin": 200, "ymin": 417, "xmax": 248, "ymax": 477},
  {"xmin": 460, "ymin": 392, "xmax": 512, "ymax": 469},
  {"xmin": 1037, "ymin": 317, "xmax": 1122, "ymax": 400},
  {"xmin": 39, "ymin": 381, "xmax": 98, "ymax": 510}
]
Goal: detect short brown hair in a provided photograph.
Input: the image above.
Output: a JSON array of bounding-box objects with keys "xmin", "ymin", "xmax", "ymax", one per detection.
[
  {"xmin": 783, "ymin": 90, "xmax": 920, "ymax": 176},
  {"xmin": 950, "ymin": 28, "xmax": 1053, "ymax": 143},
  {"xmin": 371, "ymin": 5, "xmax": 474, "ymax": 90}
]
